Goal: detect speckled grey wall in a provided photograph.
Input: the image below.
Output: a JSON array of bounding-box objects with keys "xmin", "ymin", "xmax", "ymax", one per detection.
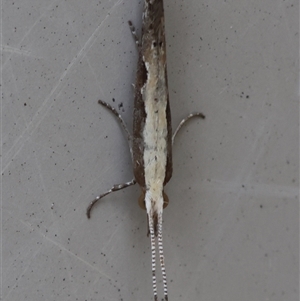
[{"xmin": 3, "ymin": 0, "xmax": 299, "ymax": 300}]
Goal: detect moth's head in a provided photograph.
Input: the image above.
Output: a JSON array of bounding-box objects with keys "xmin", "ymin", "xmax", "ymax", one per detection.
[{"xmin": 138, "ymin": 190, "xmax": 169, "ymax": 210}]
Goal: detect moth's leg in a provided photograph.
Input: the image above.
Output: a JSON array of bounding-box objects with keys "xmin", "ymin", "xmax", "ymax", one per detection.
[
  {"xmin": 87, "ymin": 178, "xmax": 136, "ymax": 218},
  {"xmin": 98, "ymin": 100, "xmax": 132, "ymax": 153},
  {"xmin": 128, "ymin": 21, "xmax": 140, "ymax": 49},
  {"xmin": 172, "ymin": 112, "xmax": 205, "ymax": 145}
]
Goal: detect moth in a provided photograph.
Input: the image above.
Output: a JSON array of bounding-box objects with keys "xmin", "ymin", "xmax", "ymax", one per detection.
[{"xmin": 87, "ymin": 1, "xmax": 205, "ymax": 300}]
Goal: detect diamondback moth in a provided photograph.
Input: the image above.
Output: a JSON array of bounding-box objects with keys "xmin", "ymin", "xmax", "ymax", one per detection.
[{"xmin": 87, "ymin": 1, "xmax": 205, "ymax": 300}]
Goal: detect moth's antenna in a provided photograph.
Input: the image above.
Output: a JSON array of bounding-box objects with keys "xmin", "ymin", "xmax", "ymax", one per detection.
[
  {"xmin": 149, "ymin": 215, "xmax": 158, "ymax": 301},
  {"xmin": 158, "ymin": 212, "xmax": 169, "ymax": 301}
]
